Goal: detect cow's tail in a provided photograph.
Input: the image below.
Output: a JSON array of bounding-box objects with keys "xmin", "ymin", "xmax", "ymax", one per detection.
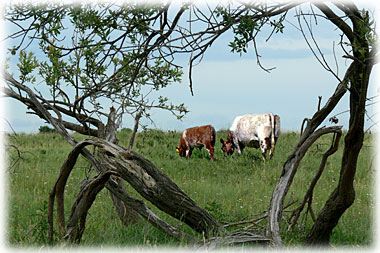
[
  {"xmin": 210, "ymin": 125, "xmax": 216, "ymax": 146},
  {"xmin": 270, "ymin": 113, "xmax": 275, "ymax": 158}
]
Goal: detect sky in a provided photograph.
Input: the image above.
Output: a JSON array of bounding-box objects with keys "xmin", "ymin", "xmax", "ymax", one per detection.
[{"xmin": 1, "ymin": 1, "xmax": 379, "ymax": 134}]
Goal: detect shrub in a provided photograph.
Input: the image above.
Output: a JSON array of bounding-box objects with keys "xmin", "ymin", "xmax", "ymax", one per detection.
[{"xmin": 38, "ymin": 125, "xmax": 56, "ymax": 133}]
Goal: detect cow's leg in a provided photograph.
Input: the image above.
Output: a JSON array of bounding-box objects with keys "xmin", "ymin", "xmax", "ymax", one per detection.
[
  {"xmin": 260, "ymin": 138, "xmax": 270, "ymax": 161},
  {"xmin": 232, "ymin": 136, "xmax": 241, "ymax": 155},
  {"xmin": 267, "ymin": 135, "xmax": 274, "ymax": 159},
  {"xmin": 205, "ymin": 143, "xmax": 215, "ymax": 160},
  {"xmin": 269, "ymin": 145, "xmax": 275, "ymax": 159},
  {"xmin": 262, "ymin": 151, "xmax": 267, "ymax": 161},
  {"xmin": 239, "ymin": 144, "xmax": 245, "ymax": 155},
  {"xmin": 186, "ymin": 148, "xmax": 193, "ymax": 160}
]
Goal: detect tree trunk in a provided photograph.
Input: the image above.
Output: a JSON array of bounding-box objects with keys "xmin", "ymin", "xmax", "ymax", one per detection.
[
  {"xmin": 64, "ymin": 170, "xmax": 119, "ymax": 243},
  {"xmin": 306, "ymin": 62, "xmax": 371, "ymax": 245},
  {"xmin": 267, "ymin": 64, "xmax": 350, "ymax": 247},
  {"xmin": 48, "ymin": 138, "xmax": 196, "ymax": 242}
]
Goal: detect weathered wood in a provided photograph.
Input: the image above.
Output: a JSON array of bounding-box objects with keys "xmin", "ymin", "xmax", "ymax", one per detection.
[
  {"xmin": 103, "ymin": 176, "xmax": 195, "ymax": 241},
  {"xmin": 193, "ymin": 232, "xmax": 270, "ymax": 250},
  {"xmin": 49, "ymin": 138, "xmax": 195, "ymax": 242},
  {"xmin": 128, "ymin": 110, "xmax": 142, "ymax": 152},
  {"xmin": 267, "ymin": 126, "xmax": 342, "ymax": 247},
  {"xmin": 267, "ymin": 60, "xmax": 357, "ymax": 247},
  {"xmin": 64, "ymin": 170, "xmax": 119, "ymax": 243},
  {"xmin": 91, "ymin": 138, "xmax": 224, "ymax": 236},
  {"xmin": 48, "ymin": 141, "xmax": 90, "ymax": 240},
  {"xmin": 101, "ymin": 107, "xmax": 141, "ymax": 226},
  {"xmin": 6, "ymin": 73, "xmax": 143, "ymax": 232},
  {"xmin": 50, "ymin": 138, "xmax": 221, "ymax": 241},
  {"xmin": 108, "ymin": 176, "xmax": 141, "ymax": 226},
  {"xmin": 287, "ymin": 132, "xmax": 342, "ymax": 231}
]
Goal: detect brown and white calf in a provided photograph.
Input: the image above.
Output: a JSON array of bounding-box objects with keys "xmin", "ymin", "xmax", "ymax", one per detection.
[
  {"xmin": 220, "ymin": 113, "xmax": 280, "ymax": 160},
  {"xmin": 176, "ymin": 124, "xmax": 216, "ymax": 160}
]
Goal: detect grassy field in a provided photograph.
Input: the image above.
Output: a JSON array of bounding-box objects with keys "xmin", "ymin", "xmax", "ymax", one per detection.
[{"xmin": 6, "ymin": 128, "xmax": 375, "ymax": 248}]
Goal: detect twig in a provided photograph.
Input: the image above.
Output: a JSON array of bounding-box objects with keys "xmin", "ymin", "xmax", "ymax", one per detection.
[
  {"xmin": 6, "ymin": 144, "xmax": 22, "ymax": 172},
  {"xmin": 224, "ymin": 215, "xmax": 267, "ymax": 228},
  {"xmin": 224, "ymin": 199, "xmax": 298, "ymax": 228},
  {"xmin": 300, "ymin": 118, "xmax": 309, "ymax": 137},
  {"xmin": 318, "ymin": 96, "xmax": 322, "ymax": 111}
]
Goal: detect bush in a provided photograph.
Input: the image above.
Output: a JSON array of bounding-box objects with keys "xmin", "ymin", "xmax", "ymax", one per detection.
[{"xmin": 38, "ymin": 125, "xmax": 56, "ymax": 133}]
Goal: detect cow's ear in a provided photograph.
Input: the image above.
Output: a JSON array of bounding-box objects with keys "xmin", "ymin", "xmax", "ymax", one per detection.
[
  {"xmin": 176, "ymin": 147, "xmax": 179, "ymax": 152},
  {"xmin": 220, "ymin": 138, "xmax": 225, "ymax": 144}
]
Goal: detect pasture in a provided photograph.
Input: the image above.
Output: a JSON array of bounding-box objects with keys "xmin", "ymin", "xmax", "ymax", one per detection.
[{"xmin": 6, "ymin": 129, "xmax": 375, "ymax": 248}]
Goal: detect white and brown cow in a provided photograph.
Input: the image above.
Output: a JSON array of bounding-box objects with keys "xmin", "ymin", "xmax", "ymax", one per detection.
[
  {"xmin": 176, "ymin": 124, "xmax": 216, "ymax": 160},
  {"xmin": 220, "ymin": 113, "xmax": 280, "ymax": 160}
]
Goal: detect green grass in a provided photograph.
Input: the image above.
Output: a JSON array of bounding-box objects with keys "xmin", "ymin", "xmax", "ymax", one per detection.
[{"xmin": 6, "ymin": 129, "xmax": 375, "ymax": 248}]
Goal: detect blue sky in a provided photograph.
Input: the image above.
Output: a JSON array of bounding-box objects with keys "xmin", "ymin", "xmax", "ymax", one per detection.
[{"xmin": 1, "ymin": 1, "xmax": 379, "ymax": 133}]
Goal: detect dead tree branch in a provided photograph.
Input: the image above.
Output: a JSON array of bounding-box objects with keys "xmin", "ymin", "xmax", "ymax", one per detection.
[
  {"xmin": 63, "ymin": 170, "xmax": 119, "ymax": 243},
  {"xmin": 48, "ymin": 138, "xmax": 196, "ymax": 243},
  {"xmin": 318, "ymin": 96, "xmax": 322, "ymax": 111},
  {"xmin": 267, "ymin": 125, "xmax": 342, "ymax": 247},
  {"xmin": 300, "ymin": 118, "xmax": 309, "ymax": 137},
  {"xmin": 287, "ymin": 131, "xmax": 342, "ymax": 232},
  {"xmin": 224, "ymin": 199, "xmax": 298, "ymax": 228},
  {"xmin": 192, "ymin": 231, "xmax": 270, "ymax": 250}
]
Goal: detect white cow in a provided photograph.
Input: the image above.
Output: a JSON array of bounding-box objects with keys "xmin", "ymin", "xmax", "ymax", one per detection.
[{"xmin": 220, "ymin": 113, "xmax": 280, "ymax": 160}]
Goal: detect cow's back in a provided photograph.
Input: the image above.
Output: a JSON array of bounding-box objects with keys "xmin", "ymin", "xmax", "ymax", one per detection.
[
  {"xmin": 183, "ymin": 124, "xmax": 215, "ymax": 147},
  {"xmin": 231, "ymin": 114, "xmax": 271, "ymax": 143}
]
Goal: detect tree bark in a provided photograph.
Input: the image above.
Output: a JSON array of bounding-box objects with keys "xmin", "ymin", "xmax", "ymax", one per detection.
[
  {"xmin": 56, "ymin": 138, "xmax": 223, "ymax": 236},
  {"xmin": 267, "ymin": 62, "xmax": 350, "ymax": 247},
  {"xmin": 193, "ymin": 232, "xmax": 270, "ymax": 250}
]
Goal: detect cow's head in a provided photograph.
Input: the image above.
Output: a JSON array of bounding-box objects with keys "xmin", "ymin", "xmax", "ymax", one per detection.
[
  {"xmin": 220, "ymin": 132, "xmax": 234, "ymax": 155},
  {"xmin": 220, "ymin": 138, "xmax": 234, "ymax": 155},
  {"xmin": 176, "ymin": 146, "xmax": 186, "ymax": 157}
]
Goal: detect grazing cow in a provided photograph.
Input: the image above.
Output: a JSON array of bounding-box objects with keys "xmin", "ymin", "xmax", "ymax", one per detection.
[
  {"xmin": 220, "ymin": 113, "xmax": 280, "ymax": 160},
  {"xmin": 176, "ymin": 124, "xmax": 216, "ymax": 160}
]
